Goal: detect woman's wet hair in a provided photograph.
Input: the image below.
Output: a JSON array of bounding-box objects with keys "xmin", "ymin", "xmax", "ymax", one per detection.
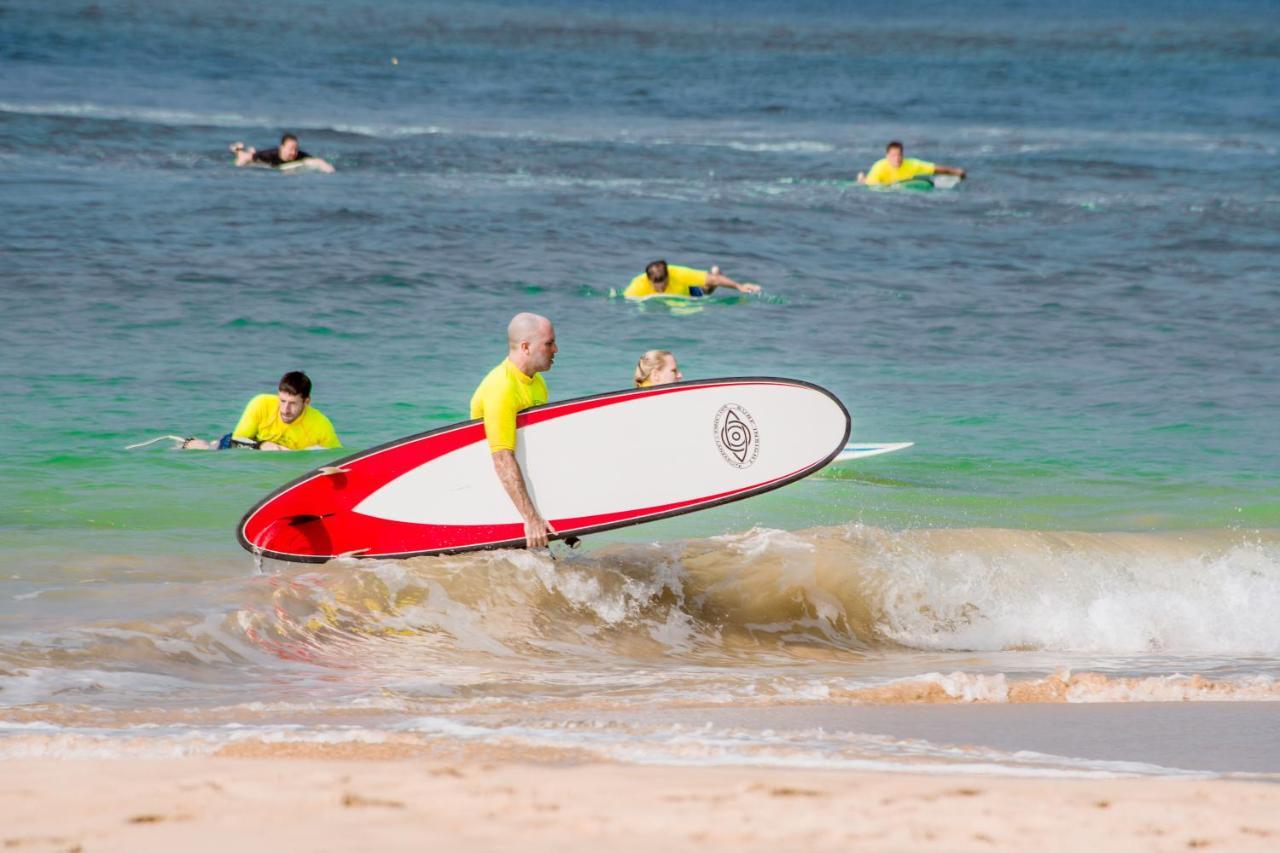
[
  {"xmin": 634, "ymin": 350, "xmax": 674, "ymax": 387},
  {"xmin": 278, "ymin": 370, "xmax": 312, "ymax": 399}
]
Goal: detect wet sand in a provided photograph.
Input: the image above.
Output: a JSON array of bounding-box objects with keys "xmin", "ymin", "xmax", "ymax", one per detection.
[
  {"xmin": 594, "ymin": 701, "xmax": 1280, "ymax": 775},
  {"xmin": 2, "ymin": 754, "xmax": 1279, "ymax": 852}
]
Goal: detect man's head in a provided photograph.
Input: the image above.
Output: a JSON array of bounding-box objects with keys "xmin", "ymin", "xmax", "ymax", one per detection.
[
  {"xmin": 644, "ymin": 259, "xmax": 669, "ymax": 293},
  {"xmin": 277, "ymin": 371, "xmax": 312, "ymax": 423},
  {"xmin": 507, "ymin": 313, "xmax": 557, "ymax": 375},
  {"xmin": 885, "ymin": 140, "xmax": 904, "ymax": 168},
  {"xmin": 279, "ymin": 133, "xmax": 300, "ymax": 162}
]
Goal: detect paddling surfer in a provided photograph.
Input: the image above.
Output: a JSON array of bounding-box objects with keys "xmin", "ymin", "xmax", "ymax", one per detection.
[
  {"xmin": 856, "ymin": 140, "xmax": 965, "ymax": 186},
  {"xmin": 471, "ymin": 313, "xmax": 558, "ymax": 549},
  {"xmin": 623, "ymin": 260, "xmax": 762, "ymax": 299},
  {"xmin": 179, "ymin": 371, "xmax": 341, "ymax": 451},
  {"xmin": 229, "ymin": 133, "xmax": 335, "ymax": 173}
]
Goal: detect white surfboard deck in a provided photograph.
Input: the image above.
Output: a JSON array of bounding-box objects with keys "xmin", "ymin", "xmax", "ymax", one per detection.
[{"xmin": 277, "ymin": 158, "xmax": 328, "ymax": 173}]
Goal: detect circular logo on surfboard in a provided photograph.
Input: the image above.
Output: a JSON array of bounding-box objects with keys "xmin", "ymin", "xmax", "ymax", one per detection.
[{"xmin": 713, "ymin": 404, "xmax": 759, "ymax": 469}]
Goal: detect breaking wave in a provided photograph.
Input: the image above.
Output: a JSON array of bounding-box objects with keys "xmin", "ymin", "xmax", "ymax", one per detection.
[
  {"xmin": 234, "ymin": 525, "xmax": 1280, "ymax": 662},
  {"xmin": 4, "ymin": 525, "xmax": 1278, "ymax": 713}
]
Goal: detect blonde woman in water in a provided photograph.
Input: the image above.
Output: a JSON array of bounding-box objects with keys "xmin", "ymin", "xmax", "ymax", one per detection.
[{"xmin": 634, "ymin": 350, "xmax": 683, "ymax": 387}]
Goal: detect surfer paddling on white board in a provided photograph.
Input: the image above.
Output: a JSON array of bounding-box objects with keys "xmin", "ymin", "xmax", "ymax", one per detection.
[
  {"xmin": 470, "ymin": 313, "xmax": 558, "ymax": 549},
  {"xmin": 623, "ymin": 260, "xmax": 762, "ymax": 299},
  {"xmin": 856, "ymin": 140, "xmax": 965, "ymax": 186},
  {"xmin": 634, "ymin": 350, "xmax": 683, "ymax": 387},
  {"xmin": 229, "ymin": 133, "xmax": 335, "ymax": 173}
]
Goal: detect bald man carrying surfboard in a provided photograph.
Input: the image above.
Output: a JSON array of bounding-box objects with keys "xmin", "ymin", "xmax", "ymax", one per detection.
[{"xmin": 469, "ymin": 313, "xmax": 559, "ymax": 549}]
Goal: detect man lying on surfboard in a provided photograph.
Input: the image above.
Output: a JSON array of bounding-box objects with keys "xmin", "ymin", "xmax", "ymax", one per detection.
[
  {"xmin": 623, "ymin": 260, "xmax": 762, "ymax": 299},
  {"xmin": 229, "ymin": 133, "xmax": 335, "ymax": 173},
  {"xmin": 470, "ymin": 313, "xmax": 558, "ymax": 549},
  {"xmin": 856, "ymin": 140, "xmax": 965, "ymax": 186},
  {"xmin": 179, "ymin": 371, "xmax": 341, "ymax": 451}
]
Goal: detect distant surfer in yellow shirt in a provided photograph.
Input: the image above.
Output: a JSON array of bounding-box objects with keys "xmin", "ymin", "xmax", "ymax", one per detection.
[
  {"xmin": 180, "ymin": 371, "xmax": 341, "ymax": 451},
  {"xmin": 857, "ymin": 140, "xmax": 966, "ymax": 186},
  {"xmin": 623, "ymin": 260, "xmax": 763, "ymax": 299},
  {"xmin": 470, "ymin": 313, "xmax": 558, "ymax": 549}
]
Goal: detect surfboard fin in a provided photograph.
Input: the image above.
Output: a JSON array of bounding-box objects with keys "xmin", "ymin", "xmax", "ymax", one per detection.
[
  {"xmin": 318, "ymin": 466, "xmax": 351, "ymax": 476},
  {"xmin": 125, "ymin": 435, "xmax": 186, "ymax": 450}
]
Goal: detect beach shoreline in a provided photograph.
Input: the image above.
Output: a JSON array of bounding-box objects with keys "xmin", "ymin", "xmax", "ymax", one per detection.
[{"xmin": 3, "ymin": 754, "xmax": 1278, "ymax": 852}]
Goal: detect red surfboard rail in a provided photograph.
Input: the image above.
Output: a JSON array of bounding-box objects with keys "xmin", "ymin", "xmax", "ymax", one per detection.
[{"xmin": 237, "ymin": 377, "xmax": 850, "ymax": 563}]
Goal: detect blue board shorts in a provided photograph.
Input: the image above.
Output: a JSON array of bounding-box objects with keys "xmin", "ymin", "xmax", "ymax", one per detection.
[{"xmin": 218, "ymin": 433, "xmax": 261, "ymax": 450}]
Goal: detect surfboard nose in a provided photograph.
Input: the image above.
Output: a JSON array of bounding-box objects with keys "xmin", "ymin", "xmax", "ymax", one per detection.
[{"xmin": 246, "ymin": 513, "xmax": 336, "ymax": 559}]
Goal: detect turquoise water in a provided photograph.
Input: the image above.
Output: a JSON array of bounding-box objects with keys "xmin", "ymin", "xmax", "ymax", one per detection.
[{"xmin": 1, "ymin": 0, "xmax": 1278, "ymax": 773}]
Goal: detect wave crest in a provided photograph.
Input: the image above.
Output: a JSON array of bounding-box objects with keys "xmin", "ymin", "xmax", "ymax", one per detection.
[{"xmin": 237, "ymin": 525, "xmax": 1280, "ymax": 663}]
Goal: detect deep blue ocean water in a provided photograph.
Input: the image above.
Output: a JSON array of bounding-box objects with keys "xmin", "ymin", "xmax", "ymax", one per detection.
[{"xmin": 0, "ymin": 0, "xmax": 1278, "ymax": 770}]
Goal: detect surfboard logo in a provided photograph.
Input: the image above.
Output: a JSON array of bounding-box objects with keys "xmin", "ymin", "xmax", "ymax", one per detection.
[{"xmin": 713, "ymin": 404, "xmax": 759, "ymax": 468}]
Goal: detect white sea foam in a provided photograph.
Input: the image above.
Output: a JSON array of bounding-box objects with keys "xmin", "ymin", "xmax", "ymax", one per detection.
[
  {"xmin": 0, "ymin": 708, "xmax": 1254, "ymax": 777},
  {"xmin": 722, "ymin": 140, "xmax": 836, "ymax": 153},
  {"xmin": 861, "ymin": 529, "xmax": 1280, "ymax": 656},
  {"xmin": 0, "ymin": 725, "xmax": 394, "ymax": 759},
  {"xmin": 0, "ymin": 667, "xmax": 199, "ymax": 706},
  {"xmin": 397, "ymin": 716, "xmax": 1207, "ymax": 779},
  {"xmin": 0, "ymin": 100, "xmax": 270, "ymax": 129},
  {"xmin": 0, "ymin": 100, "xmax": 845, "ymax": 156},
  {"xmin": 841, "ymin": 671, "xmax": 1280, "ymax": 704}
]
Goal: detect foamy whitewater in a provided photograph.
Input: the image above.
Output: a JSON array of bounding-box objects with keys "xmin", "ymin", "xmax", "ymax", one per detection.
[
  {"xmin": 2, "ymin": 0, "xmax": 1279, "ymax": 778},
  {"xmin": 3, "ymin": 526, "xmax": 1279, "ymax": 775}
]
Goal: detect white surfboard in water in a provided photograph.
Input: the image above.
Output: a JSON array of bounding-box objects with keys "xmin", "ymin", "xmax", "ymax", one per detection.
[{"xmin": 833, "ymin": 441, "xmax": 913, "ymax": 462}]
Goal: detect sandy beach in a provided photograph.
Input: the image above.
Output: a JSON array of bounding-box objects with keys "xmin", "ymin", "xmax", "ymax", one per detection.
[{"xmin": 3, "ymin": 754, "xmax": 1278, "ymax": 852}]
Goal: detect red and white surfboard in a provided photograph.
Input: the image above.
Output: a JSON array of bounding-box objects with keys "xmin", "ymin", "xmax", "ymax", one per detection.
[{"xmin": 237, "ymin": 378, "xmax": 850, "ymax": 562}]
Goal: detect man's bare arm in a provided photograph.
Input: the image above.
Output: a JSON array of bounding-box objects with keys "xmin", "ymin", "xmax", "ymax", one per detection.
[
  {"xmin": 229, "ymin": 142, "xmax": 256, "ymax": 167},
  {"xmin": 491, "ymin": 450, "xmax": 554, "ymax": 548},
  {"xmin": 704, "ymin": 266, "xmax": 763, "ymax": 295}
]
